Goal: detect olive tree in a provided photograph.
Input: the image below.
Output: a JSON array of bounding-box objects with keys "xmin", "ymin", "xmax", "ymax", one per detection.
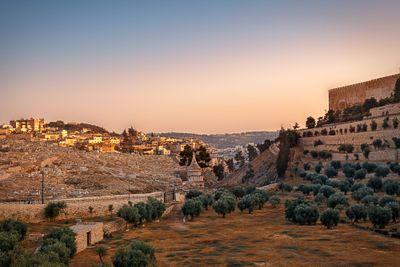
[
  {"xmin": 320, "ymin": 209, "xmax": 340, "ymax": 229},
  {"xmin": 368, "ymin": 205, "xmax": 392, "ymax": 229},
  {"xmin": 346, "ymin": 204, "xmax": 367, "ymax": 223}
]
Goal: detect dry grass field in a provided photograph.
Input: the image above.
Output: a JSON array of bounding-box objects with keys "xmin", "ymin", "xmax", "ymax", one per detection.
[{"xmin": 70, "ymin": 201, "xmax": 400, "ymax": 267}]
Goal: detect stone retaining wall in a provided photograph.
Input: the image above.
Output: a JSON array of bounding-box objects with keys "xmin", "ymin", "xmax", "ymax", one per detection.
[{"xmin": 0, "ymin": 192, "xmax": 164, "ymax": 223}]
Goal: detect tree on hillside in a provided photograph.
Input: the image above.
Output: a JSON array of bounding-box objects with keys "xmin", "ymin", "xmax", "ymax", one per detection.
[
  {"xmin": 234, "ymin": 151, "xmax": 245, "ymax": 168},
  {"xmin": 247, "ymin": 144, "xmax": 258, "ymax": 161},
  {"xmin": 179, "ymin": 145, "xmax": 193, "ymax": 166},
  {"xmin": 395, "ymin": 78, "xmax": 400, "ymax": 102},
  {"xmin": 226, "ymin": 158, "xmax": 235, "ymax": 172},
  {"xmin": 179, "ymin": 145, "xmax": 211, "ymax": 168},
  {"xmin": 306, "ymin": 116, "xmax": 316, "ymax": 129},
  {"xmin": 113, "ymin": 240, "xmax": 156, "ymax": 267},
  {"xmin": 257, "ymin": 139, "xmax": 272, "ymax": 154},
  {"xmin": 276, "ymin": 128, "xmax": 299, "ymax": 178},
  {"xmin": 213, "ymin": 164, "xmax": 225, "ymax": 180}
]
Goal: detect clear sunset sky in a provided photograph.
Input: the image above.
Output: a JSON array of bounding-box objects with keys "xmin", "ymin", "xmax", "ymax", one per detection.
[{"xmin": 1, "ymin": 0, "xmax": 400, "ymax": 134}]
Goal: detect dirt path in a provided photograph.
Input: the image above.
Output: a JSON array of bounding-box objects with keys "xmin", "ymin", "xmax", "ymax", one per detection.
[{"xmin": 71, "ymin": 203, "xmax": 400, "ymax": 267}]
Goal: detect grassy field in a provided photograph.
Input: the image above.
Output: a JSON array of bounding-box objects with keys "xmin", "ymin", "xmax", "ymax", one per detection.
[{"xmin": 70, "ymin": 200, "xmax": 400, "ymax": 267}]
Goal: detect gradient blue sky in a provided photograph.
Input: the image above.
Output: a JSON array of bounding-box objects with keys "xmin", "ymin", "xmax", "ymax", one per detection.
[{"xmin": 1, "ymin": 0, "xmax": 400, "ymax": 133}]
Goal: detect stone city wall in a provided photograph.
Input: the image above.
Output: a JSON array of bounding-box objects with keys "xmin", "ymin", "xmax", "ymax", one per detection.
[
  {"xmin": 0, "ymin": 192, "xmax": 164, "ymax": 223},
  {"xmin": 329, "ymin": 74, "xmax": 399, "ymax": 111}
]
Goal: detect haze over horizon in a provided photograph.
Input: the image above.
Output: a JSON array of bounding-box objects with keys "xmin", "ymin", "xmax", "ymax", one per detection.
[{"xmin": 1, "ymin": 0, "xmax": 400, "ymax": 134}]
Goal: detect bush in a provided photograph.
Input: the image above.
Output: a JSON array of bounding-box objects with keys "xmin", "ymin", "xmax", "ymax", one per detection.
[
  {"xmin": 327, "ymin": 193, "xmax": 349, "ymax": 209},
  {"xmin": 0, "ymin": 219, "xmax": 27, "ymax": 241},
  {"xmin": 315, "ymin": 164, "xmax": 322, "ymax": 174},
  {"xmin": 325, "ymin": 167, "xmax": 338, "ymax": 178},
  {"xmin": 383, "ymin": 180, "xmax": 399, "ymax": 195},
  {"xmin": 375, "ymin": 166, "xmax": 390, "ymax": 177},
  {"xmin": 319, "ymin": 185, "xmax": 335, "ymax": 198},
  {"xmin": 385, "ymin": 202, "xmax": 400, "ymax": 222},
  {"xmin": 230, "ymin": 186, "xmax": 246, "ymax": 198},
  {"xmin": 338, "ymin": 181, "xmax": 350, "ymax": 195},
  {"xmin": 134, "ymin": 202, "xmax": 150, "ymax": 224},
  {"xmin": 212, "ymin": 195, "xmax": 236, "ymax": 217},
  {"xmin": 343, "ymin": 166, "xmax": 356, "ymax": 178},
  {"xmin": 282, "ymin": 183, "xmax": 293, "ymax": 192},
  {"xmin": 370, "ymin": 120, "xmax": 378, "ymax": 131},
  {"xmin": 117, "ymin": 205, "xmax": 140, "ymax": 227},
  {"xmin": 185, "ymin": 190, "xmax": 203, "ymax": 199},
  {"xmin": 361, "ymin": 195, "xmax": 379, "ymax": 206},
  {"xmin": 351, "ymin": 183, "xmax": 364, "ymax": 192},
  {"xmin": 41, "ymin": 228, "xmax": 77, "ymax": 259},
  {"xmin": 40, "ymin": 240, "xmax": 71, "ymax": 265},
  {"xmin": 330, "ymin": 161, "xmax": 341, "ymax": 170},
  {"xmin": 294, "ymin": 204, "xmax": 319, "ymax": 225},
  {"xmin": 147, "ymin": 197, "xmax": 166, "ymax": 219},
  {"xmin": 0, "ymin": 231, "xmax": 18, "ymax": 252},
  {"xmin": 113, "ymin": 240, "xmax": 156, "ymax": 267},
  {"xmin": 44, "ymin": 202, "xmax": 67, "ymax": 220},
  {"xmin": 379, "ymin": 196, "xmax": 397, "ymax": 207},
  {"xmin": 238, "ymin": 194, "xmax": 259, "ymax": 214},
  {"xmin": 269, "ymin": 196, "xmax": 280, "ymax": 208},
  {"xmin": 182, "ymin": 199, "xmax": 203, "ymax": 220},
  {"xmin": 368, "ymin": 205, "xmax": 392, "ymax": 229},
  {"xmin": 285, "ymin": 197, "xmax": 307, "ymax": 222},
  {"xmin": 367, "ymin": 176, "xmax": 383, "ymax": 192},
  {"xmin": 320, "ymin": 209, "xmax": 340, "ymax": 229},
  {"xmin": 303, "ymin": 163, "xmax": 311, "ymax": 171},
  {"xmin": 352, "ymin": 186, "xmax": 374, "ymax": 201},
  {"xmin": 362, "ymin": 162, "xmax": 377, "ymax": 173},
  {"xmin": 297, "ymin": 184, "xmax": 313, "ymax": 195},
  {"xmin": 354, "ymin": 169, "xmax": 367, "ymax": 180},
  {"xmin": 326, "ymin": 179, "xmax": 340, "ymax": 188},
  {"xmin": 314, "ymin": 193, "xmax": 326, "ymax": 204},
  {"xmin": 346, "ymin": 205, "xmax": 367, "ymax": 223},
  {"xmin": 373, "ymin": 139, "xmax": 383, "ymax": 149}
]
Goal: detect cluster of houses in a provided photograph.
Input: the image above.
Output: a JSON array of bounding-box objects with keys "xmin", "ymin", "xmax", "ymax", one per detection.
[{"xmin": 0, "ymin": 118, "xmax": 220, "ymax": 163}]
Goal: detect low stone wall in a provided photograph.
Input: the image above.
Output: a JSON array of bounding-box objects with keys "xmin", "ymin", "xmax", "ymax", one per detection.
[
  {"xmin": 0, "ymin": 192, "xmax": 164, "ymax": 223},
  {"xmin": 103, "ymin": 218, "xmax": 126, "ymax": 235}
]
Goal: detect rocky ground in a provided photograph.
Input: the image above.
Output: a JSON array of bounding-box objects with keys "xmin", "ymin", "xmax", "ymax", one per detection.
[{"xmin": 0, "ymin": 139, "xmax": 184, "ymax": 201}]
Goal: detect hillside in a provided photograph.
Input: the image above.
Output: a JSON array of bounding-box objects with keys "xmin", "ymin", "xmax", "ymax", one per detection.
[
  {"xmin": 0, "ymin": 139, "xmax": 184, "ymax": 201},
  {"xmin": 219, "ymin": 146, "xmax": 278, "ymax": 187}
]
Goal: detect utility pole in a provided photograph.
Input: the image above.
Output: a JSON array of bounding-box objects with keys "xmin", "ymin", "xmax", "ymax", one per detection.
[{"xmin": 41, "ymin": 169, "xmax": 45, "ymax": 204}]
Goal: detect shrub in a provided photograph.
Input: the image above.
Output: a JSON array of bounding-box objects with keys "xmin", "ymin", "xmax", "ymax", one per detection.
[
  {"xmin": 352, "ymin": 186, "xmax": 374, "ymax": 201},
  {"xmin": 314, "ymin": 139, "xmax": 323, "ymax": 146},
  {"xmin": 368, "ymin": 205, "xmax": 392, "ymax": 229},
  {"xmin": 182, "ymin": 199, "xmax": 203, "ymax": 220},
  {"xmin": 147, "ymin": 197, "xmax": 166, "ymax": 219},
  {"xmin": 379, "ymin": 196, "xmax": 397, "ymax": 207},
  {"xmin": 320, "ymin": 209, "xmax": 340, "ymax": 229},
  {"xmin": 285, "ymin": 197, "xmax": 308, "ymax": 222},
  {"xmin": 41, "ymin": 228, "xmax": 77, "ymax": 259},
  {"xmin": 354, "ymin": 169, "xmax": 367, "ymax": 180},
  {"xmin": 213, "ymin": 197, "xmax": 235, "ymax": 218},
  {"xmin": 346, "ymin": 204, "xmax": 367, "ymax": 223},
  {"xmin": 315, "ymin": 164, "xmax": 322, "ymax": 174},
  {"xmin": 134, "ymin": 202, "xmax": 150, "ymax": 224},
  {"xmin": 393, "ymin": 118, "xmax": 399, "ymax": 129},
  {"xmin": 330, "ymin": 161, "xmax": 341, "ymax": 170},
  {"xmin": 294, "ymin": 204, "xmax": 319, "ymax": 225},
  {"xmin": 319, "ymin": 185, "xmax": 335, "ymax": 198},
  {"xmin": 314, "ymin": 193, "xmax": 326, "ymax": 204},
  {"xmin": 361, "ymin": 195, "xmax": 379, "ymax": 206},
  {"xmin": 282, "ymin": 183, "xmax": 293, "ymax": 192},
  {"xmin": 185, "ymin": 190, "xmax": 203, "ymax": 199},
  {"xmin": 325, "ymin": 167, "xmax": 338, "ymax": 178},
  {"xmin": 351, "ymin": 183, "xmax": 364, "ymax": 192},
  {"xmin": 370, "ymin": 120, "xmax": 378, "ymax": 131},
  {"xmin": 297, "ymin": 184, "xmax": 313, "ymax": 195},
  {"xmin": 363, "ymin": 148, "xmax": 370, "ymax": 159},
  {"xmin": 367, "ymin": 176, "xmax": 383, "ymax": 192},
  {"xmin": 363, "ymin": 163, "xmax": 377, "ymax": 173},
  {"xmin": 373, "ymin": 139, "xmax": 383, "ymax": 149},
  {"xmin": 117, "ymin": 205, "xmax": 140, "ymax": 227},
  {"xmin": 0, "ymin": 231, "xmax": 18, "ymax": 252},
  {"xmin": 252, "ymin": 189, "xmax": 269, "ymax": 209},
  {"xmin": 44, "ymin": 201, "xmax": 67, "ymax": 220},
  {"xmin": 113, "ymin": 240, "xmax": 156, "ymax": 267},
  {"xmin": 303, "ymin": 163, "xmax": 311, "ymax": 171},
  {"xmin": 0, "ymin": 219, "xmax": 27, "ymax": 241},
  {"xmin": 214, "ymin": 188, "xmax": 234, "ymax": 201},
  {"xmin": 338, "ymin": 181, "xmax": 350, "ymax": 195},
  {"xmin": 327, "ymin": 193, "xmax": 349, "ymax": 209},
  {"xmin": 385, "ymin": 202, "xmax": 400, "ymax": 222},
  {"xmin": 326, "ymin": 179, "xmax": 340, "ymax": 188},
  {"xmin": 230, "ymin": 186, "xmax": 246, "ymax": 198},
  {"xmin": 40, "ymin": 240, "xmax": 71, "ymax": 265},
  {"xmin": 393, "ymin": 137, "xmax": 400, "ymax": 149},
  {"xmin": 238, "ymin": 194, "xmax": 259, "ymax": 214},
  {"xmin": 375, "ymin": 166, "xmax": 390, "ymax": 177},
  {"xmin": 383, "ymin": 180, "xmax": 399, "ymax": 195},
  {"xmin": 343, "ymin": 166, "xmax": 356, "ymax": 178},
  {"xmin": 269, "ymin": 196, "xmax": 280, "ymax": 208}
]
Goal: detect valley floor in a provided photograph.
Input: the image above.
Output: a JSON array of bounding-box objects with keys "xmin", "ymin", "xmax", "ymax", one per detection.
[{"xmin": 70, "ymin": 201, "xmax": 400, "ymax": 267}]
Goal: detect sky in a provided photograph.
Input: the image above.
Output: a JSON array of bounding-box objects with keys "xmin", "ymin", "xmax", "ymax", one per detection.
[{"xmin": 1, "ymin": 0, "xmax": 400, "ymax": 134}]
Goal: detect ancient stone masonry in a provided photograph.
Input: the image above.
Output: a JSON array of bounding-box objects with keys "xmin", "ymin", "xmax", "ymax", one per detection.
[
  {"xmin": 0, "ymin": 192, "xmax": 164, "ymax": 223},
  {"xmin": 329, "ymin": 74, "xmax": 399, "ymax": 111}
]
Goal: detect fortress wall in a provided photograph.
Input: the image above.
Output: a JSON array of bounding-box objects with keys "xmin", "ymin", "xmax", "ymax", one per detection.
[
  {"xmin": 0, "ymin": 192, "xmax": 164, "ymax": 223},
  {"xmin": 329, "ymin": 74, "xmax": 399, "ymax": 111}
]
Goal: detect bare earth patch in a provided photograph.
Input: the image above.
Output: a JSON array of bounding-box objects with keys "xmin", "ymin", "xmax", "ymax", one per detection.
[{"xmin": 70, "ymin": 204, "xmax": 400, "ymax": 267}]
